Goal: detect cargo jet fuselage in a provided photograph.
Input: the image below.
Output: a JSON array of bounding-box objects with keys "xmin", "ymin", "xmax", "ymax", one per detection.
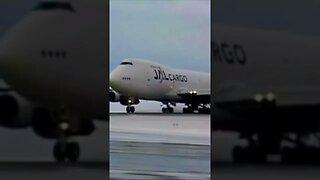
[
  {"xmin": 110, "ymin": 59, "xmax": 210, "ymax": 113},
  {"xmin": 213, "ymin": 25, "xmax": 320, "ymax": 163},
  {"xmin": 0, "ymin": 0, "xmax": 108, "ymax": 162},
  {"xmin": 2, "ymin": 0, "xmax": 319, "ymax": 164}
]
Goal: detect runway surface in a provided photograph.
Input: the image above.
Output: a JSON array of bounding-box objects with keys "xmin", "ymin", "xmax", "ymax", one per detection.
[
  {"xmin": 110, "ymin": 113, "xmax": 211, "ymax": 180},
  {"xmin": 0, "ymin": 162, "xmax": 107, "ymax": 180},
  {"xmin": 0, "ymin": 112, "xmax": 319, "ymax": 179},
  {"xmin": 213, "ymin": 163, "xmax": 320, "ymax": 180}
]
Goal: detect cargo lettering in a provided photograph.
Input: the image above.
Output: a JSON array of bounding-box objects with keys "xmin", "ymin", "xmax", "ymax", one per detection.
[
  {"xmin": 153, "ymin": 69, "xmax": 187, "ymax": 82},
  {"xmin": 212, "ymin": 41, "xmax": 246, "ymax": 64}
]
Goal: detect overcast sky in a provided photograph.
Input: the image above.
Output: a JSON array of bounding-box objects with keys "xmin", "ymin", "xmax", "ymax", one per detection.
[
  {"xmin": 110, "ymin": 0, "xmax": 210, "ymax": 112},
  {"xmin": 110, "ymin": 0, "xmax": 210, "ymax": 72}
]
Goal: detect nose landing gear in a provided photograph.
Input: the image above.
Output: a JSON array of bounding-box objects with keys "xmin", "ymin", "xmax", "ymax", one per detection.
[
  {"xmin": 54, "ymin": 141, "xmax": 80, "ymax": 163},
  {"xmin": 121, "ymin": 97, "xmax": 140, "ymax": 113},
  {"xmin": 53, "ymin": 121, "xmax": 81, "ymax": 163},
  {"xmin": 32, "ymin": 107, "xmax": 96, "ymax": 163},
  {"xmin": 126, "ymin": 106, "xmax": 135, "ymax": 113}
]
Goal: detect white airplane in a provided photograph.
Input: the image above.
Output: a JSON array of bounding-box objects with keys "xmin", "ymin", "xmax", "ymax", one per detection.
[
  {"xmin": 4, "ymin": 0, "xmax": 320, "ymax": 165},
  {"xmin": 0, "ymin": 0, "xmax": 108, "ymax": 162},
  {"xmin": 109, "ymin": 59, "xmax": 210, "ymax": 113},
  {"xmin": 213, "ymin": 24, "xmax": 320, "ymax": 163}
]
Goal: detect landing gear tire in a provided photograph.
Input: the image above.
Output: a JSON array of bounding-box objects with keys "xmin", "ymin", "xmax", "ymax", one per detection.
[
  {"xmin": 126, "ymin": 106, "xmax": 135, "ymax": 113},
  {"xmin": 162, "ymin": 107, "xmax": 174, "ymax": 113},
  {"xmin": 67, "ymin": 142, "xmax": 80, "ymax": 163},
  {"xmin": 54, "ymin": 142, "xmax": 66, "ymax": 162},
  {"xmin": 232, "ymin": 146, "xmax": 246, "ymax": 163},
  {"xmin": 53, "ymin": 142, "xmax": 80, "ymax": 163},
  {"xmin": 281, "ymin": 146, "xmax": 320, "ymax": 164},
  {"xmin": 232, "ymin": 145, "xmax": 266, "ymax": 163},
  {"xmin": 183, "ymin": 107, "xmax": 193, "ymax": 113},
  {"xmin": 198, "ymin": 108, "xmax": 210, "ymax": 114}
]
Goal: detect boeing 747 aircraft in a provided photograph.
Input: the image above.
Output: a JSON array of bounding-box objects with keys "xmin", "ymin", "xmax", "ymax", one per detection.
[
  {"xmin": 109, "ymin": 59, "xmax": 210, "ymax": 113},
  {"xmin": 2, "ymin": 0, "xmax": 320, "ymax": 165},
  {"xmin": 213, "ymin": 25, "xmax": 320, "ymax": 163},
  {"xmin": 0, "ymin": 0, "xmax": 108, "ymax": 162}
]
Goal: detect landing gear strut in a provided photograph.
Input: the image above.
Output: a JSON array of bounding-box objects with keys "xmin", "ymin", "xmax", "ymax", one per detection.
[{"xmin": 53, "ymin": 121, "xmax": 80, "ymax": 163}]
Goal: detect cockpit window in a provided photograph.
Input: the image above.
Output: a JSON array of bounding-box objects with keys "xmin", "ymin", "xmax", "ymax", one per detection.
[
  {"xmin": 120, "ymin": 62, "xmax": 133, "ymax": 65},
  {"xmin": 34, "ymin": 2, "xmax": 75, "ymax": 12}
]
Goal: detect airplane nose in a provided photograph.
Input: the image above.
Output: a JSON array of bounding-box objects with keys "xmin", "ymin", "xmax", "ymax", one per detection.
[
  {"xmin": 0, "ymin": 37, "xmax": 6, "ymax": 57},
  {"xmin": 0, "ymin": 28, "xmax": 31, "ymax": 90},
  {"xmin": 110, "ymin": 72, "xmax": 116, "ymax": 87},
  {"xmin": 110, "ymin": 67, "xmax": 130, "ymax": 94},
  {"xmin": 0, "ymin": 35, "xmax": 22, "ymax": 77},
  {"xmin": 0, "ymin": 41, "xmax": 10, "ymax": 72},
  {"xmin": 110, "ymin": 68, "xmax": 121, "ymax": 90},
  {"xmin": 0, "ymin": 45, "xmax": 4, "ymax": 61}
]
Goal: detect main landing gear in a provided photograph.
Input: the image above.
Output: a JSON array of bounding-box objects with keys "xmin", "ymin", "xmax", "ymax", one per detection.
[
  {"xmin": 232, "ymin": 142, "xmax": 267, "ymax": 163},
  {"xmin": 182, "ymin": 107, "xmax": 194, "ymax": 113},
  {"xmin": 281, "ymin": 146, "xmax": 320, "ymax": 164},
  {"xmin": 281, "ymin": 134, "xmax": 320, "ymax": 164},
  {"xmin": 162, "ymin": 102, "xmax": 174, "ymax": 113},
  {"xmin": 232, "ymin": 132, "xmax": 320, "ymax": 164},
  {"xmin": 183, "ymin": 103, "xmax": 210, "ymax": 114},
  {"xmin": 198, "ymin": 104, "xmax": 211, "ymax": 114},
  {"xmin": 183, "ymin": 103, "xmax": 197, "ymax": 113},
  {"xmin": 232, "ymin": 132, "xmax": 280, "ymax": 163}
]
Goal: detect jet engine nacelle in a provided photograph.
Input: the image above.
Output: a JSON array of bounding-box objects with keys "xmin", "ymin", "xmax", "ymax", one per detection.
[
  {"xmin": 0, "ymin": 92, "xmax": 34, "ymax": 128},
  {"xmin": 109, "ymin": 90, "xmax": 120, "ymax": 102},
  {"xmin": 32, "ymin": 108, "xmax": 95, "ymax": 139},
  {"xmin": 119, "ymin": 96, "xmax": 140, "ymax": 106},
  {"xmin": 109, "ymin": 90, "xmax": 140, "ymax": 105}
]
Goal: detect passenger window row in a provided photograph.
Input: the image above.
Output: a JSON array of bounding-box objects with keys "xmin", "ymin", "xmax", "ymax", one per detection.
[
  {"xmin": 34, "ymin": 2, "xmax": 75, "ymax": 12},
  {"xmin": 41, "ymin": 49, "xmax": 67, "ymax": 58},
  {"xmin": 122, "ymin": 77, "xmax": 131, "ymax": 80}
]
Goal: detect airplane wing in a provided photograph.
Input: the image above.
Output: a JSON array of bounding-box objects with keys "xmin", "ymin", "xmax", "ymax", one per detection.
[
  {"xmin": 214, "ymin": 84, "xmax": 276, "ymax": 109},
  {"xmin": 177, "ymin": 88, "xmax": 210, "ymax": 104},
  {"xmin": 212, "ymin": 84, "xmax": 280, "ymax": 132}
]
